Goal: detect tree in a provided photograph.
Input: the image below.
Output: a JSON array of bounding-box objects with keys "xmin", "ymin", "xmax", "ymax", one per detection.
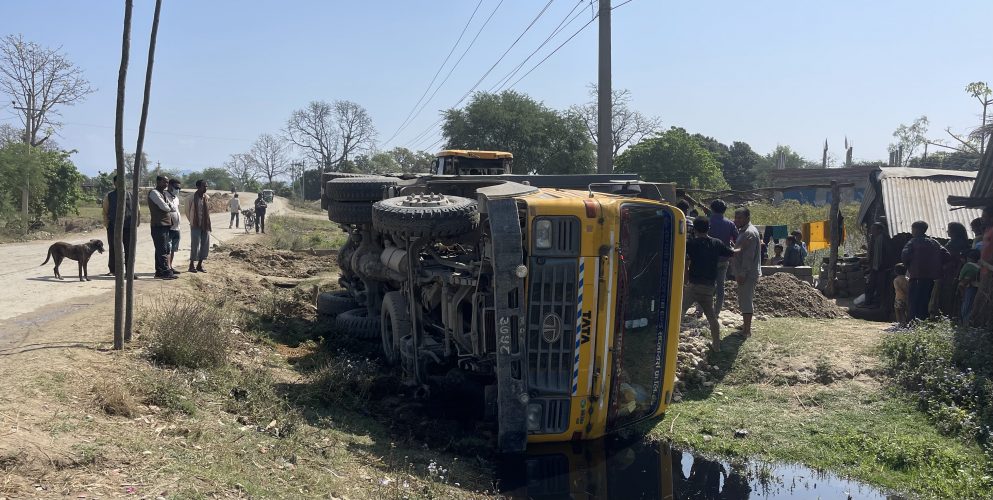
[
  {"xmin": 184, "ymin": 167, "xmax": 234, "ymax": 191},
  {"xmin": 615, "ymin": 127, "xmax": 729, "ymax": 190},
  {"xmin": 750, "ymin": 145, "xmax": 809, "ymax": 187},
  {"xmin": 0, "ymin": 34, "xmax": 95, "ymax": 147},
  {"xmin": 569, "ymin": 85, "xmax": 661, "ymax": 160},
  {"xmin": 112, "ymin": 0, "xmax": 134, "ymax": 350},
  {"xmin": 248, "ymin": 133, "xmax": 290, "ymax": 187},
  {"xmin": 224, "ymin": 153, "xmax": 259, "ymax": 190},
  {"xmin": 352, "ymin": 152, "xmax": 399, "ymax": 174},
  {"xmin": 443, "ymin": 90, "xmax": 595, "ymax": 174},
  {"xmin": 725, "ymin": 141, "xmax": 760, "ymax": 191},
  {"xmin": 124, "ymin": 152, "xmax": 149, "ymax": 181},
  {"xmin": 291, "ymin": 168, "xmax": 322, "ymax": 200},
  {"xmin": 387, "ymin": 147, "xmax": 435, "ymax": 173},
  {"xmin": 966, "ymin": 81, "xmax": 992, "ymax": 155},
  {"xmin": 0, "ymin": 123, "xmax": 21, "ymax": 148},
  {"xmin": 0, "ymin": 142, "xmax": 46, "ymax": 218},
  {"xmin": 889, "ymin": 116, "xmax": 929, "ymax": 165},
  {"xmin": 286, "ymin": 100, "xmax": 377, "ymax": 174},
  {"xmin": 34, "ymin": 149, "xmax": 82, "ymax": 220}
]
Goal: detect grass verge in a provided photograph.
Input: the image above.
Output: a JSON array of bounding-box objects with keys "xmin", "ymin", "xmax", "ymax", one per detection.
[
  {"xmin": 266, "ymin": 215, "xmax": 347, "ymax": 251},
  {"xmin": 651, "ymin": 317, "xmax": 993, "ymax": 499}
]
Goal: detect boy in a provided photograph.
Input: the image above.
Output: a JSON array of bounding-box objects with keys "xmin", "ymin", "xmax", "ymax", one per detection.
[
  {"xmin": 959, "ymin": 249, "xmax": 981, "ymax": 323},
  {"xmin": 782, "ymin": 235, "xmax": 804, "ymax": 267},
  {"xmin": 766, "ymin": 244, "xmax": 784, "ymax": 265},
  {"xmin": 893, "ymin": 263, "xmax": 909, "ymax": 326}
]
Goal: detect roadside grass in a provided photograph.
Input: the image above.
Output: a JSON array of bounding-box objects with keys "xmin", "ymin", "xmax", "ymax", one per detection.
[
  {"xmin": 266, "ymin": 215, "xmax": 347, "ymax": 251},
  {"xmin": 288, "ymin": 198, "xmax": 324, "ymax": 214},
  {"xmin": 652, "ymin": 317, "xmax": 993, "ymax": 499}
]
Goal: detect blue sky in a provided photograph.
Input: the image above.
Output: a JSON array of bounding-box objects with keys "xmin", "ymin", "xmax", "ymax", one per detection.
[{"xmin": 1, "ymin": 0, "xmax": 990, "ymax": 177}]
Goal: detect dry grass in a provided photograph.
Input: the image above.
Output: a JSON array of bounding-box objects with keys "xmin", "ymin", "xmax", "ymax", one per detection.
[
  {"xmin": 140, "ymin": 296, "xmax": 232, "ymax": 369},
  {"xmin": 92, "ymin": 381, "xmax": 136, "ymax": 418}
]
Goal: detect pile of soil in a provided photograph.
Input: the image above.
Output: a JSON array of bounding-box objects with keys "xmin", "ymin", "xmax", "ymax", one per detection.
[
  {"xmin": 674, "ymin": 310, "xmax": 743, "ymax": 395},
  {"xmin": 226, "ymin": 244, "xmax": 335, "ymax": 279},
  {"xmin": 722, "ymin": 272, "xmax": 847, "ymax": 319}
]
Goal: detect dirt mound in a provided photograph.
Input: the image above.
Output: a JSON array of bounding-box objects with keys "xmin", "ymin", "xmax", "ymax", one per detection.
[
  {"xmin": 722, "ymin": 272, "xmax": 847, "ymax": 319},
  {"xmin": 226, "ymin": 243, "xmax": 336, "ymax": 279}
]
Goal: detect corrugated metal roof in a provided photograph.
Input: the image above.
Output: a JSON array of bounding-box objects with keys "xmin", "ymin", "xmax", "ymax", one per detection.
[
  {"xmin": 880, "ymin": 175, "xmax": 982, "ymax": 237},
  {"xmin": 969, "ymin": 136, "xmax": 993, "ymax": 199}
]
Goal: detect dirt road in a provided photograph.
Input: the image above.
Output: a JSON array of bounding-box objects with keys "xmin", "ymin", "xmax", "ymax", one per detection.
[{"xmin": 0, "ymin": 193, "xmax": 290, "ymax": 331}]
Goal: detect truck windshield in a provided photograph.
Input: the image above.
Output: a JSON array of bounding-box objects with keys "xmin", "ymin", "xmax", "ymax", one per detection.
[{"xmin": 606, "ymin": 203, "xmax": 674, "ymax": 431}]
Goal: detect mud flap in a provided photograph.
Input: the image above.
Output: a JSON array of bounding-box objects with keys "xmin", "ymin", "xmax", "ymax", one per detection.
[{"xmin": 486, "ymin": 197, "xmax": 528, "ymax": 453}]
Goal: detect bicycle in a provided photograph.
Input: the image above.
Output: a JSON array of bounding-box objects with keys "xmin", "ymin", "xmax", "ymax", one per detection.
[{"xmin": 242, "ymin": 208, "xmax": 256, "ymax": 234}]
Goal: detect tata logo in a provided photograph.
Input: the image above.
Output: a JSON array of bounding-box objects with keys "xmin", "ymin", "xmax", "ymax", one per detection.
[
  {"xmin": 541, "ymin": 313, "xmax": 562, "ymax": 343},
  {"xmin": 580, "ymin": 311, "xmax": 592, "ymax": 344}
]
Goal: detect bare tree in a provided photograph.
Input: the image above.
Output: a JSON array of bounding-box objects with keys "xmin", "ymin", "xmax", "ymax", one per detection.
[
  {"xmin": 334, "ymin": 100, "xmax": 376, "ymax": 165},
  {"xmin": 224, "ymin": 153, "xmax": 259, "ymax": 189},
  {"xmin": 0, "ymin": 34, "xmax": 95, "ymax": 147},
  {"xmin": 285, "ymin": 99, "xmax": 376, "ymax": 174},
  {"xmin": 570, "ymin": 84, "xmax": 662, "ymax": 160},
  {"xmin": 249, "ymin": 133, "xmax": 290, "ymax": 187},
  {"xmin": 966, "ymin": 82, "xmax": 992, "ymax": 156},
  {"xmin": 286, "ymin": 101, "xmax": 338, "ymax": 174}
]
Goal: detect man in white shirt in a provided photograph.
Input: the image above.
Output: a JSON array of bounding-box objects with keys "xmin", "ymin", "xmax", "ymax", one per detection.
[{"xmin": 228, "ymin": 193, "xmax": 241, "ymax": 228}]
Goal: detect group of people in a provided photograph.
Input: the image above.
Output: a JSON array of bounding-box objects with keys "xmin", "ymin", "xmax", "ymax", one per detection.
[
  {"xmin": 101, "ymin": 177, "xmax": 272, "ymax": 280},
  {"xmin": 680, "ymin": 199, "xmax": 764, "ymax": 351},
  {"xmin": 888, "ymin": 205, "xmax": 993, "ymax": 326},
  {"xmin": 764, "ymin": 231, "xmax": 808, "ymax": 267}
]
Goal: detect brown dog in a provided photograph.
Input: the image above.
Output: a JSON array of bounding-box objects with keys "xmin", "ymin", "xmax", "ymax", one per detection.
[{"xmin": 41, "ymin": 239, "xmax": 105, "ymax": 281}]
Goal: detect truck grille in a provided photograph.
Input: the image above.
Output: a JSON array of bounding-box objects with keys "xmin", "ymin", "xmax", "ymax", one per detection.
[{"xmin": 526, "ymin": 258, "xmax": 577, "ymax": 395}]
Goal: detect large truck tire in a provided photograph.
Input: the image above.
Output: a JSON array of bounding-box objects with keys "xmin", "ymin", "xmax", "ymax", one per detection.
[
  {"xmin": 328, "ymin": 201, "xmax": 373, "ymax": 225},
  {"xmin": 326, "ymin": 176, "xmax": 397, "ymax": 203},
  {"xmin": 335, "ymin": 307, "xmax": 380, "ymax": 339},
  {"xmin": 380, "ymin": 291, "xmax": 410, "ymax": 365},
  {"xmin": 372, "ymin": 194, "xmax": 479, "ymax": 239},
  {"xmin": 322, "ymin": 172, "xmax": 373, "ymax": 209},
  {"xmin": 317, "ymin": 290, "xmax": 357, "ymax": 318}
]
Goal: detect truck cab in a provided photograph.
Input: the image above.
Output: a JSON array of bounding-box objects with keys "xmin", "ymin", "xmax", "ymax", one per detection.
[{"xmin": 435, "ymin": 149, "xmax": 513, "ymax": 176}]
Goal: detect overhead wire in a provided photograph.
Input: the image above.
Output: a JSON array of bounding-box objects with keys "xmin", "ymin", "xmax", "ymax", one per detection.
[
  {"xmin": 381, "ymin": 0, "xmax": 485, "ymax": 146},
  {"xmin": 487, "ymin": 0, "xmax": 589, "ymax": 93},
  {"xmin": 402, "ymin": 0, "xmax": 558, "ymax": 150},
  {"xmin": 395, "ymin": 0, "xmax": 507, "ymax": 148}
]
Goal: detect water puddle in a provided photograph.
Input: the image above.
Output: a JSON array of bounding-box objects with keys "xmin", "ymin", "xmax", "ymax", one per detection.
[{"xmin": 497, "ymin": 437, "xmax": 905, "ymax": 499}]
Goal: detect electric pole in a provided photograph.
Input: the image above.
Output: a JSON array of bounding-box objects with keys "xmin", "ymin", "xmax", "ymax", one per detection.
[{"xmin": 596, "ymin": 0, "xmax": 613, "ymax": 174}]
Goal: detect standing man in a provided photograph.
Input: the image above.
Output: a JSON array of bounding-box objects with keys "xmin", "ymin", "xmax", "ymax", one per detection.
[
  {"xmin": 187, "ymin": 180, "xmax": 212, "ymax": 273},
  {"xmin": 732, "ymin": 207, "xmax": 762, "ymax": 337},
  {"xmin": 254, "ymin": 192, "xmax": 268, "ymax": 234},
  {"xmin": 166, "ymin": 178, "xmax": 183, "ymax": 275},
  {"xmin": 228, "ymin": 193, "xmax": 241, "ymax": 229},
  {"xmin": 791, "ymin": 230, "xmax": 808, "ymax": 261},
  {"xmin": 707, "ymin": 199, "xmax": 738, "ymax": 315},
  {"xmin": 147, "ymin": 175, "xmax": 178, "ymax": 280},
  {"xmin": 102, "ymin": 174, "xmax": 138, "ymax": 277},
  {"xmin": 683, "ymin": 216, "xmax": 735, "ymax": 351},
  {"xmin": 901, "ymin": 221, "xmax": 951, "ymax": 322}
]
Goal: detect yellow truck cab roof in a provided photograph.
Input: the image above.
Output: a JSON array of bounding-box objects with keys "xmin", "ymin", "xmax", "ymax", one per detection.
[{"xmin": 436, "ymin": 150, "xmax": 513, "ymax": 160}]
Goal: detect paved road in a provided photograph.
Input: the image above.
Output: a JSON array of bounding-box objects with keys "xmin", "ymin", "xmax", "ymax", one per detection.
[{"xmin": 0, "ymin": 193, "xmax": 289, "ymax": 323}]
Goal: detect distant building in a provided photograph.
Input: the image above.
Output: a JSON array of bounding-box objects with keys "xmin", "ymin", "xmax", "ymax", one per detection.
[{"xmin": 770, "ymin": 166, "xmax": 876, "ymax": 206}]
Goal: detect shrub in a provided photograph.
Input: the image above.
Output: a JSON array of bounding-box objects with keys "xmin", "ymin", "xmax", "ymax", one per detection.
[
  {"xmin": 311, "ymin": 351, "xmax": 380, "ymax": 407},
  {"xmin": 142, "ymin": 371, "xmax": 196, "ymax": 415},
  {"xmin": 93, "ymin": 381, "xmax": 136, "ymax": 417},
  {"xmin": 141, "ymin": 296, "xmax": 231, "ymax": 369},
  {"xmin": 881, "ymin": 319, "xmax": 993, "ymax": 447}
]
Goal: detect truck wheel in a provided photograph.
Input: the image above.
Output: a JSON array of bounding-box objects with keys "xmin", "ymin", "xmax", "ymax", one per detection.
[
  {"xmin": 328, "ymin": 201, "xmax": 373, "ymax": 225},
  {"xmin": 327, "ymin": 176, "xmax": 397, "ymax": 203},
  {"xmin": 335, "ymin": 307, "xmax": 380, "ymax": 339},
  {"xmin": 372, "ymin": 194, "xmax": 479, "ymax": 239},
  {"xmin": 380, "ymin": 291, "xmax": 410, "ymax": 365},
  {"xmin": 317, "ymin": 291, "xmax": 357, "ymax": 318}
]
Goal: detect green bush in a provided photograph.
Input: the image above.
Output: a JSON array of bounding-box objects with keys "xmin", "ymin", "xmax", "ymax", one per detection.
[
  {"xmin": 881, "ymin": 320, "xmax": 993, "ymax": 447},
  {"xmin": 141, "ymin": 296, "xmax": 231, "ymax": 369}
]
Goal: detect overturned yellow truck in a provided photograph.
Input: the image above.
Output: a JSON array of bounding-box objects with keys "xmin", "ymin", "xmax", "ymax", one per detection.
[{"xmin": 320, "ymin": 150, "xmax": 685, "ymax": 452}]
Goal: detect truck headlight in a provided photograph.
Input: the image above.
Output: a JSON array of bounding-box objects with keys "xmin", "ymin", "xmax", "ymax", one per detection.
[
  {"xmin": 534, "ymin": 219, "xmax": 552, "ymax": 249},
  {"xmin": 526, "ymin": 403, "xmax": 543, "ymax": 431}
]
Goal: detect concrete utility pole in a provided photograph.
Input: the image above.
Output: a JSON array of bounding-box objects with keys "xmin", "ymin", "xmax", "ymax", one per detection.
[{"xmin": 596, "ymin": 0, "xmax": 613, "ymax": 174}]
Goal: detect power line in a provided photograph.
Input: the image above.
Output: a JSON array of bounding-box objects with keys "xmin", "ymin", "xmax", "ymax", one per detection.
[
  {"xmin": 402, "ymin": 0, "xmax": 557, "ymax": 150},
  {"xmin": 612, "ymin": 0, "xmax": 634, "ymax": 9},
  {"xmin": 395, "ymin": 0, "xmax": 506, "ymax": 148},
  {"xmin": 488, "ymin": 0, "xmax": 590, "ymax": 93},
  {"xmin": 506, "ymin": 12, "xmax": 599, "ymax": 90},
  {"xmin": 382, "ymin": 0, "xmax": 485, "ymax": 146}
]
